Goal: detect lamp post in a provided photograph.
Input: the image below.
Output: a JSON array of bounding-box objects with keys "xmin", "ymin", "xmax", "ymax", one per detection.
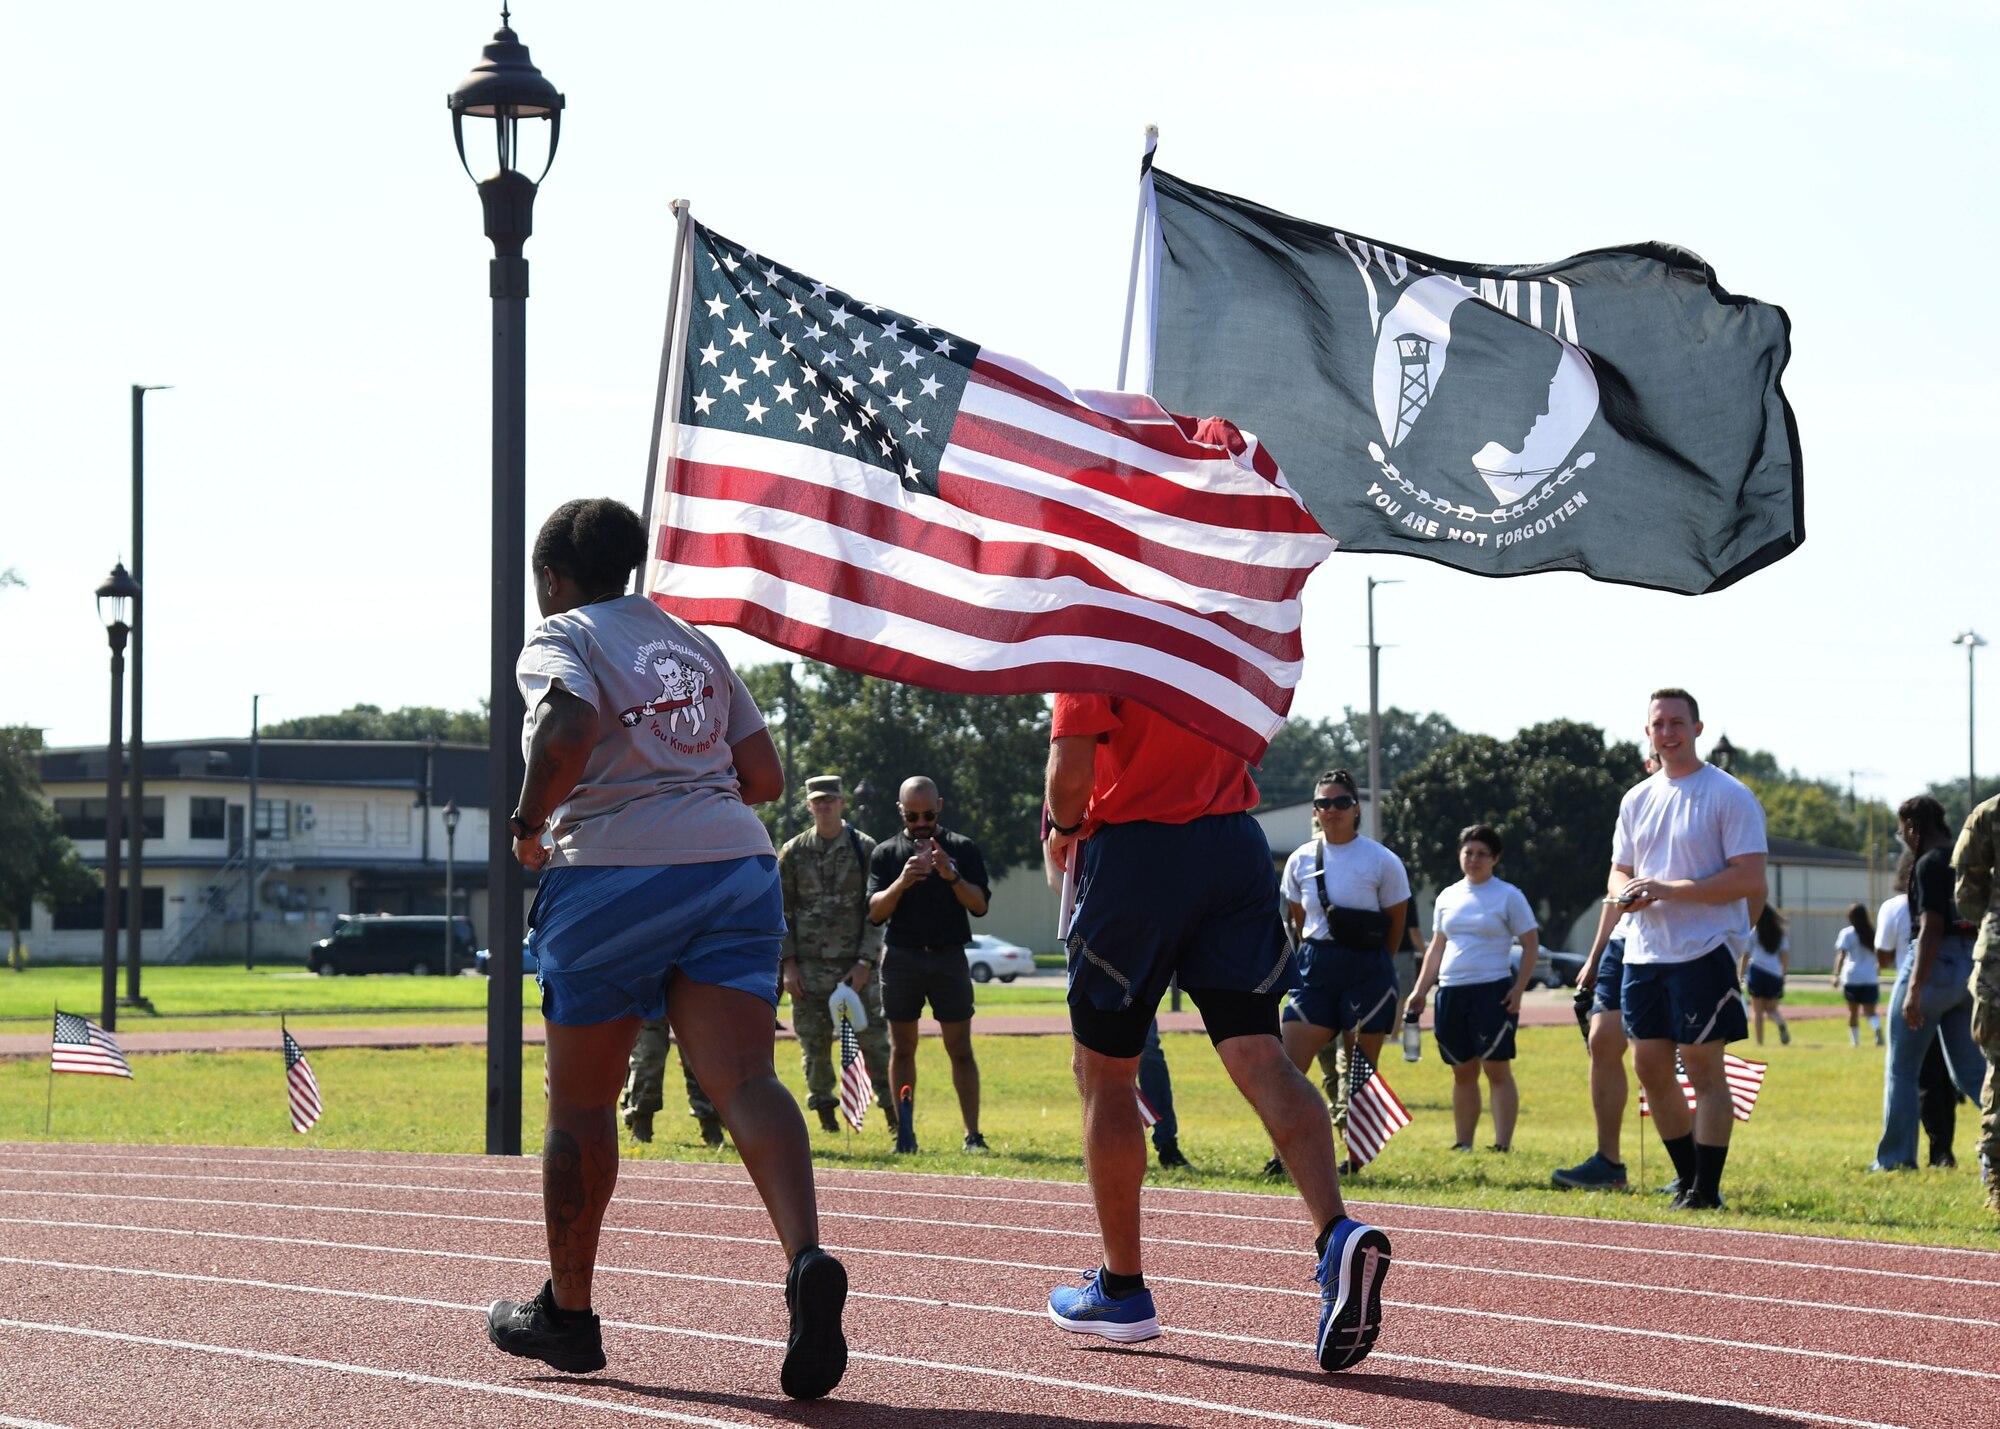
[
  {"xmin": 1365, "ymin": 576, "xmax": 1403, "ymax": 841},
  {"xmin": 1955, "ymin": 630, "xmax": 1986, "ymax": 815},
  {"xmin": 1709, "ymin": 734, "xmax": 1737, "ymax": 773},
  {"xmin": 448, "ymin": 9, "xmax": 564, "ymax": 1156},
  {"xmin": 126, "ymin": 384, "xmax": 169, "ymax": 1014},
  {"xmin": 95, "ymin": 564, "xmax": 140, "ymax": 1031},
  {"xmin": 442, "ymin": 800, "xmax": 461, "ymax": 976},
  {"xmin": 852, "ymin": 779, "xmax": 876, "ymax": 837}
]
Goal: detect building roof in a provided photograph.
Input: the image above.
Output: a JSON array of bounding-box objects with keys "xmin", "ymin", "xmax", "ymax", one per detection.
[
  {"xmin": 1766, "ymin": 835, "xmax": 1868, "ymax": 867},
  {"xmin": 39, "ymin": 738, "xmax": 488, "ymax": 806}
]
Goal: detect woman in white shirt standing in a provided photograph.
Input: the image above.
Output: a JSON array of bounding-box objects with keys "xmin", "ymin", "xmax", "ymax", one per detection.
[
  {"xmin": 1831, "ymin": 902, "xmax": 1883, "ymax": 1047},
  {"xmin": 1739, "ymin": 904, "xmax": 1790, "ymax": 1046},
  {"xmin": 1403, "ymin": 825, "xmax": 1539, "ymax": 1152}
]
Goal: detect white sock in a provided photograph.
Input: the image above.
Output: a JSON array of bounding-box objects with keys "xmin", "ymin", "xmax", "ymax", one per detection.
[
  {"xmin": 1849, "ymin": 1026, "xmax": 1860, "ymax": 1046},
  {"xmin": 1867, "ymin": 1014, "xmax": 1881, "ymax": 1032}
]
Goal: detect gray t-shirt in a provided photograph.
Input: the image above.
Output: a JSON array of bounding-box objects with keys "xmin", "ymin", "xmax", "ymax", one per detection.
[{"xmin": 516, "ymin": 595, "xmax": 774, "ymax": 868}]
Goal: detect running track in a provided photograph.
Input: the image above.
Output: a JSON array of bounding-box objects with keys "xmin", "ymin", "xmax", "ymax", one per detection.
[{"xmin": 0, "ymin": 1144, "xmax": 1992, "ymax": 1427}]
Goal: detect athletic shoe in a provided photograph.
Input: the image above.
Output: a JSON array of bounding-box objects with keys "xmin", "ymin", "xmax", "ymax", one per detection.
[
  {"xmin": 1260, "ymin": 1155, "xmax": 1288, "ymax": 1182},
  {"xmin": 962, "ymin": 1132, "xmax": 989, "ymax": 1155},
  {"xmin": 1551, "ymin": 1153, "xmax": 1628, "ymax": 1191},
  {"xmin": 625, "ymin": 1111, "xmax": 654, "ymax": 1144},
  {"xmin": 487, "ymin": 1279, "xmax": 606, "ymax": 1374},
  {"xmin": 817, "ymin": 1106, "xmax": 840, "ymax": 1133},
  {"xmin": 1046, "ymin": 1268, "xmax": 1161, "ymax": 1343},
  {"xmin": 781, "ymin": 1247, "xmax": 848, "ymax": 1400},
  {"xmin": 1777, "ymin": 1021, "xmax": 1791, "ymax": 1046},
  {"xmin": 1156, "ymin": 1144, "xmax": 1193, "ymax": 1170},
  {"xmin": 1656, "ymin": 1176, "xmax": 1684, "ymax": 1196},
  {"xmin": 697, "ymin": 1114, "xmax": 727, "ymax": 1149},
  {"xmin": 1488, "ymin": 1143, "xmax": 1511, "ymax": 1154},
  {"xmin": 1929, "ymin": 1151, "xmax": 1957, "ymax": 1169},
  {"xmin": 1875, "ymin": 1026, "xmax": 1885, "ymax": 1046},
  {"xmin": 1669, "ymin": 1188, "xmax": 1725, "ymax": 1211},
  {"xmin": 1314, "ymin": 1217, "xmax": 1391, "ymax": 1372},
  {"xmin": 1450, "ymin": 1142, "xmax": 1473, "ymax": 1153},
  {"xmin": 1865, "ymin": 1161, "xmax": 1916, "ymax": 1173}
]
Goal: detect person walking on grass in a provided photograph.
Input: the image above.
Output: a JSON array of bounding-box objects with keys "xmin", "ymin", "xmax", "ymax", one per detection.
[
  {"xmin": 1952, "ymin": 791, "xmax": 2000, "ymax": 1216},
  {"xmin": 1612, "ymin": 688, "xmax": 1766, "ymax": 1212},
  {"xmin": 1832, "ymin": 902, "xmax": 1883, "ymax": 1048},
  {"xmin": 1043, "ymin": 690, "xmax": 1390, "ymax": 1372},
  {"xmin": 1875, "ymin": 850, "xmax": 1962, "ymax": 1167},
  {"xmin": 484, "ymin": 498, "xmax": 846, "ymax": 1400},
  {"xmin": 1404, "ymin": 824, "xmax": 1539, "ymax": 1153},
  {"xmin": 1740, "ymin": 904, "xmax": 1791, "ymax": 1046}
]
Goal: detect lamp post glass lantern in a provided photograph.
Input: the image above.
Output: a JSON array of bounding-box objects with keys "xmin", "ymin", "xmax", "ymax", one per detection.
[
  {"xmin": 95, "ymin": 563, "xmax": 140, "ymax": 1030},
  {"xmin": 448, "ymin": 8, "xmax": 564, "ymax": 1156}
]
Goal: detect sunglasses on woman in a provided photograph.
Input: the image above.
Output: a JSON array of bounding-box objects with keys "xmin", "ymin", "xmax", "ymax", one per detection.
[{"xmin": 1313, "ymin": 795, "xmax": 1359, "ymax": 811}]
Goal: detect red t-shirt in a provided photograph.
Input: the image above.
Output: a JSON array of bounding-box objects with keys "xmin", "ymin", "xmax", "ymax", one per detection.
[{"xmin": 1051, "ymin": 693, "xmax": 1261, "ymax": 837}]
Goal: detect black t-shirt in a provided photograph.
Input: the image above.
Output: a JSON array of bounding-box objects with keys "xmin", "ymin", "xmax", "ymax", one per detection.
[
  {"xmin": 1909, "ymin": 846, "xmax": 1965, "ymax": 933},
  {"xmin": 868, "ymin": 828, "xmax": 990, "ymax": 950}
]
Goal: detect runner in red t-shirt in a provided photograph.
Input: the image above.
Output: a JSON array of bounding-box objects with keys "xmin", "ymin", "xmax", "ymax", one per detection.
[{"xmin": 1041, "ymin": 692, "xmax": 1391, "ymax": 1372}]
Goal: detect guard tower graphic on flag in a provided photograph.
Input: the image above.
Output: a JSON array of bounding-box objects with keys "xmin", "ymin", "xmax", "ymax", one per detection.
[{"xmin": 1392, "ymin": 333, "xmax": 1431, "ymax": 448}]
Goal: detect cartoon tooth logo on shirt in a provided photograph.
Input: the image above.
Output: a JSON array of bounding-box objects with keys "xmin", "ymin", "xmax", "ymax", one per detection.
[{"xmin": 619, "ymin": 643, "xmax": 715, "ymax": 737}]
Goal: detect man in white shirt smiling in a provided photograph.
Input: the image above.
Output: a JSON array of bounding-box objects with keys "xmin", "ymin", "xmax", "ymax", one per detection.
[{"xmin": 1610, "ymin": 688, "xmax": 1767, "ymax": 1211}]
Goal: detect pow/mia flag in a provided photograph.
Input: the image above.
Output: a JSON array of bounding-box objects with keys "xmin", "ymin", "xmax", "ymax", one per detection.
[{"xmin": 1148, "ymin": 168, "xmax": 1803, "ymax": 594}]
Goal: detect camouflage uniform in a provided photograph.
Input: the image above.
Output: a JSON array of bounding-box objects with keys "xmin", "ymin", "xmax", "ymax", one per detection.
[
  {"xmin": 1953, "ymin": 794, "xmax": 2000, "ymax": 1204},
  {"xmin": 621, "ymin": 1018, "xmax": 722, "ymax": 1145},
  {"xmin": 780, "ymin": 817, "xmax": 894, "ymax": 1120}
]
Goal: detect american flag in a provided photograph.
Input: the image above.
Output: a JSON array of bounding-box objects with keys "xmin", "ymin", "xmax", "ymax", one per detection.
[
  {"xmin": 51, "ymin": 1010, "xmax": 131, "ymax": 1078},
  {"xmin": 1343, "ymin": 1044, "xmax": 1409, "ymax": 1168},
  {"xmin": 1135, "ymin": 1088, "xmax": 1161, "ymax": 1128},
  {"xmin": 838, "ymin": 1014, "xmax": 874, "ymax": 1130},
  {"xmin": 1639, "ymin": 1052, "xmax": 1766, "ymax": 1122},
  {"xmin": 282, "ymin": 1028, "xmax": 322, "ymax": 1135},
  {"xmin": 645, "ymin": 222, "xmax": 1335, "ymax": 764}
]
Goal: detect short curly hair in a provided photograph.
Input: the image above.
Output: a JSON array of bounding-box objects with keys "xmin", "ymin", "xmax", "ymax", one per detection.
[{"xmin": 532, "ymin": 498, "xmax": 647, "ymax": 596}]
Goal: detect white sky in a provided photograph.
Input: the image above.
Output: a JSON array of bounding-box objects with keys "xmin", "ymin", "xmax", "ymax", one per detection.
[{"xmin": 3, "ymin": 1, "xmax": 1993, "ymax": 804}]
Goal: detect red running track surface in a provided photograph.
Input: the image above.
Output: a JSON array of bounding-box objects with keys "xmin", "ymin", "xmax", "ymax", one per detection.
[{"xmin": 0, "ymin": 1143, "xmax": 1992, "ymax": 1428}]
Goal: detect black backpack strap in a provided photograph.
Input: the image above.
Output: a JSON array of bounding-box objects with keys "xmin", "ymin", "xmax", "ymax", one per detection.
[{"xmin": 1312, "ymin": 839, "xmax": 1334, "ymax": 918}]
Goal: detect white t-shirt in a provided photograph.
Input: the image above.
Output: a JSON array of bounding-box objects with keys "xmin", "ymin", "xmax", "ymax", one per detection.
[
  {"xmin": 1874, "ymin": 894, "xmax": 1911, "ymax": 974},
  {"xmin": 1747, "ymin": 933, "xmax": 1787, "ymax": 979},
  {"xmin": 1432, "ymin": 876, "xmax": 1538, "ymax": 987},
  {"xmin": 1282, "ymin": 836, "xmax": 1411, "ymax": 944},
  {"xmin": 1611, "ymin": 764, "xmax": 1767, "ymax": 966},
  {"xmin": 1835, "ymin": 926, "xmax": 1879, "ymax": 986}
]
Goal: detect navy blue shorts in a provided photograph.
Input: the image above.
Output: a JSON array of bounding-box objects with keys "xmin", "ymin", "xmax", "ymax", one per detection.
[
  {"xmin": 1591, "ymin": 937, "xmax": 1626, "ymax": 1016},
  {"xmin": 1282, "ymin": 941, "xmax": 1398, "ymax": 1035},
  {"xmin": 529, "ymin": 856, "xmax": 785, "ymax": 1026},
  {"xmin": 1842, "ymin": 983, "xmax": 1880, "ymax": 1007},
  {"xmin": 1745, "ymin": 966, "xmax": 1785, "ymax": 1001},
  {"xmin": 1434, "ymin": 977, "xmax": 1519, "ymax": 1065},
  {"xmin": 1065, "ymin": 813, "xmax": 1295, "ymax": 1021},
  {"xmin": 1620, "ymin": 945, "xmax": 1748, "ymax": 1045}
]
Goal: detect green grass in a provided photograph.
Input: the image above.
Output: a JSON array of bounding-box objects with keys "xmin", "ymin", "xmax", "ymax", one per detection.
[{"xmin": 5, "ymin": 1012, "xmax": 1992, "ymax": 1249}]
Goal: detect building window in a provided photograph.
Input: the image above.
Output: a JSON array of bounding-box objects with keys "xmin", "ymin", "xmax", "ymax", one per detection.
[
  {"xmin": 52, "ymin": 797, "xmax": 162, "ymax": 840},
  {"xmin": 316, "ymin": 800, "xmax": 370, "ymax": 846},
  {"xmin": 51, "ymin": 887, "xmax": 165, "ymax": 931},
  {"xmin": 254, "ymin": 799, "xmax": 290, "ymax": 840},
  {"xmin": 376, "ymin": 801, "xmax": 412, "ymax": 846},
  {"xmin": 190, "ymin": 797, "xmax": 227, "ymax": 841}
]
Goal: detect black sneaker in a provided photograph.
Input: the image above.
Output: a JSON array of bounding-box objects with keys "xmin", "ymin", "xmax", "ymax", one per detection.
[
  {"xmin": 1930, "ymin": 1151, "xmax": 1957, "ymax": 1169},
  {"xmin": 487, "ymin": 1280, "xmax": 605, "ymax": 1374},
  {"xmin": 817, "ymin": 1106, "xmax": 840, "ymax": 1133},
  {"xmin": 962, "ymin": 1132, "xmax": 990, "ymax": 1155},
  {"xmin": 781, "ymin": 1247, "xmax": 848, "ymax": 1400},
  {"xmin": 697, "ymin": 1114, "xmax": 727, "ymax": 1149},
  {"xmin": 1656, "ymin": 1176, "xmax": 1684, "ymax": 1197},
  {"xmin": 1261, "ymin": 1155, "xmax": 1288, "ymax": 1182},
  {"xmin": 1156, "ymin": 1144, "xmax": 1193, "ymax": 1170},
  {"xmin": 625, "ymin": 1111, "xmax": 654, "ymax": 1144},
  {"xmin": 1670, "ymin": 1188, "xmax": 1725, "ymax": 1211}
]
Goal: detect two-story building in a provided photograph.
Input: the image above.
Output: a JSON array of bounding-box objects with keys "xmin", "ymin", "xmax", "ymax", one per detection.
[{"xmin": 29, "ymin": 739, "xmax": 504, "ymax": 965}]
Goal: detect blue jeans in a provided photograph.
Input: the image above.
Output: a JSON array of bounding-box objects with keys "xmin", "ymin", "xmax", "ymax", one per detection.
[
  {"xmin": 1137, "ymin": 1018, "xmax": 1178, "ymax": 1150},
  {"xmin": 1875, "ymin": 935, "xmax": 1984, "ymax": 1168}
]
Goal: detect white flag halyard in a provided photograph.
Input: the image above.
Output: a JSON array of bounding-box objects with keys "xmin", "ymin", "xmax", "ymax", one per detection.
[
  {"xmin": 1638, "ymin": 1052, "xmax": 1766, "ymax": 1122},
  {"xmin": 839, "ymin": 1014, "xmax": 875, "ymax": 1131},
  {"xmin": 642, "ymin": 219, "xmax": 1335, "ymax": 765}
]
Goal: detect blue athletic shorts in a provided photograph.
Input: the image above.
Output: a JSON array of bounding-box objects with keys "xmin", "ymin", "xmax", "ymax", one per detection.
[
  {"xmin": 1282, "ymin": 941, "xmax": 1399, "ymax": 1035},
  {"xmin": 1842, "ymin": 982, "xmax": 1880, "ymax": 1007},
  {"xmin": 1065, "ymin": 814, "xmax": 1296, "ymax": 1020},
  {"xmin": 1434, "ymin": 977, "xmax": 1519, "ymax": 1065},
  {"xmin": 1591, "ymin": 936, "xmax": 1626, "ymax": 1016},
  {"xmin": 528, "ymin": 856, "xmax": 785, "ymax": 1027},
  {"xmin": 1621, "ymin": 945, "xmax": 1748, "ymax": 1045},
  {"xmin": 1745, "ymin": 966, "xmax": 1785, "ymax": 1001}
]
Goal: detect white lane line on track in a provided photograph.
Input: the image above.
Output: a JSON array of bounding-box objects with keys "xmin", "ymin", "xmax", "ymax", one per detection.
[
  {"xmin": 13, "ymin": 1147, "xmax": 1996, "ymax": 1268},
  {"xmin": 5, "ymin": 1248, "xmax": 1992, "ymax": 1386},
  {"xmin": 10, "ymin": 1171, "xmax": 1988, "ymax": 1293},
  {"xmin": 0, "ymin": 1256, "xmax": 1930, "ymax": 1428},
  {"xmin": 0, "ymin": 1417, "xmax": 80, "ymax": 1429}
]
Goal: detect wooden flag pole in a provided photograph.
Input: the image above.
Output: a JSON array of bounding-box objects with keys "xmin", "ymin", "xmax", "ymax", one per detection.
[
  {"xmin": 1115, "ymin": 125, "xmax": 1159, "ymax": 393},
  {"xmin": 636, "ymin": 198, "xmax": 696, "ymax": 601}
]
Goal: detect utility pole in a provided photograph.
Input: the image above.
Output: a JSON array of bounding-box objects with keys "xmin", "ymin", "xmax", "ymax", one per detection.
[
  {"xmin": 246, "ymin": 695, "xmax": 260, "ymax": 971},
  {"xmin": 126, "ymin": 384, "xmax": 168, "ymax": 1012},
  {"xmin": 1365, "ymin": 577, "xmax": 1403, "ymax": 841},
  {"xmin": 1954, "ymin": 631, "xmax": 1986, "ymax": 816}
]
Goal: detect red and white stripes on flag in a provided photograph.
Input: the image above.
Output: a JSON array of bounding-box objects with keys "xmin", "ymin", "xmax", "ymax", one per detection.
[
  {"xmin": 1343, "ymin": 1045, "xmax": 1409, "ymax": 1168},
  {"xmin": 838, "ymin": 1015, "xmax": 875, "ymax": 1131},
  {"xmin": 1135, "ymin": 1088, "xmax": 1161, "ymax": 1128},
  {"xmin": 51, "ymin": 1010, "xmax": 131, "ymax": 1078},
  {"xmin": 282, "ymin": 1028, "xmax": 322, "ymax": 1135},
  {"xmin": 1639, "ymin": 1052, "xmax": 1766, "ymax": 1122}
]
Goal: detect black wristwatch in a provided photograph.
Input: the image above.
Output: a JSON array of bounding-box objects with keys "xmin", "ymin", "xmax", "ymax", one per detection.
[
  {"xmin": 508, "ymin": 811, "xmax": 546, "ymax": 841},
  {"xmin": 1045, "ymin": 806, "xmax": 1083, "ymax": 838}
]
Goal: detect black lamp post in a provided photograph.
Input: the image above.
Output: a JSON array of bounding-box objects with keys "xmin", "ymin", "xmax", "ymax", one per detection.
[
  {"xmin": 95, "ymin": 563, "xmax": 140, "ymax": 1031},
  {"xmin": 126, "ymin": 384, "xmax": 169, "ymax": 1015},
  {"xmin": 852, "ymin": 779, "xmax": 876, "ymax": 837},
  {"xmin": 448, "ymin": 8, "xmax": 563, "ymax": 1156},
  {"xmin": 442, "ymin": 799, "xmax": 461, "ymax": 976},
  {"xmin": 1709, "ymin": 734, "xmax": 1737, "ymax": 774}
]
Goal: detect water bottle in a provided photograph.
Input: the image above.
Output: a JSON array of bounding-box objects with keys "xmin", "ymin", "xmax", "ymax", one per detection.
[{"xmin": 1402, "ymin": 1018, "xmax": 1422, "ymax": 1062}]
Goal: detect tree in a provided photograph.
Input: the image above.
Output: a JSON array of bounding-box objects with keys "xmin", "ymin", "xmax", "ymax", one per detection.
[
  {"xmin": 1386, "ymin": 720, "xmax": 1644, "ymax": 951},
  {"xmin": 1252, "ymin": 706, "xmax": 1460, "ymax": 809},
  {"xmin": 0, "ymin": 727, "xmax": 100, "ymax": 968},
  {"xmin": 742, "ymin": 662, "xmax": 1050, "ymax": 875},
  {"xmin": 1919, "ymin": 774, "xmax": 2000, "ymax": 833},
  {"xmin": 261, "ymin": 702, "xmax": 489, "ymax": 743}
]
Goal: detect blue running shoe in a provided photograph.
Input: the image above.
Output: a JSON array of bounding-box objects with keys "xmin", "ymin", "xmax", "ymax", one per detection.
[
  {"xmin": 1315, "ymin": 1217, "xmax": 1391, "ymax": 1372},
  {"xmin": 1047, "ymin": 1268, "xmax": 1160, "ymax": 1343}
]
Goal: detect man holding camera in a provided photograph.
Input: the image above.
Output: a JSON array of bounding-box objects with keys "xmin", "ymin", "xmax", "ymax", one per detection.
[{"xmin": 867, "ymin": 776, "xmax": 991, "ymax": 1153}]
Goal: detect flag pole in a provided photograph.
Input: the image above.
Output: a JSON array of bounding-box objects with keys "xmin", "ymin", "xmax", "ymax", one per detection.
[
  {"xmin": 1115, "ymin": 125, "xmax": 1159, "ymax": 393},
  {"xmin": 637, "ymin": 199, "xmax": 696, "ymax": 602},
  {"xmin": 45, "ymin": 1003, "xmax": 58, "ymax": 1138}
]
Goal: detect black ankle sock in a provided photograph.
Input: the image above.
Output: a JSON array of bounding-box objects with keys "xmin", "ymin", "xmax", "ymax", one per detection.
[
  {"xmin": 1099, "ymin": 1265, "xmax": 1146, "ymax": 1300},
  {"xmin": 1693, "ymin": 1141, "xmax": 1730, "ymax": 1198},
  {"xmin": 1315, "ymin": 1218, "xmax": 1344, "ymax": 1258},
  {"xmin": 1662, "ymin": 1132, "xmax": 1696, "ymax": 1184}
]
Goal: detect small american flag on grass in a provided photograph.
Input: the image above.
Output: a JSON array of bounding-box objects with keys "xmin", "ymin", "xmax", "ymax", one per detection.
[
  {"xmin": 1639, "ymin": 1052, "xmax": 1766, "ymax": 1122},
  {"xmin": 839, "ymin": 1015, "xmax": 874, "ymax": 1130},
  {"xmin": 52, "ymin": 1010, "xmax": 131, "ymax": 1078},
  {"xmin": 1135, "ymin": 1088, "xmax": 1161, "ymax": 1128},
  {"xmin": 282, "ymin": 1027, "xmax": 322, "ymax": 1134},
  {"xmin": 1343, "ymin": 1045, "xmax": 1409, "ymax": 1168}
]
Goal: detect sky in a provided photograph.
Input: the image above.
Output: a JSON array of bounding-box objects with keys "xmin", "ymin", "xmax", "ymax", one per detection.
[{"xmin": 3, "ymin": 1, "xmax": 1993, "ymax": 806}]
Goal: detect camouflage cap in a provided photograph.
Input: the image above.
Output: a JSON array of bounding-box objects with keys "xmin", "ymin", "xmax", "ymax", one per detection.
[{"xmin": 804, "ymin": 775, "xmax": 845, "ymax": 800}]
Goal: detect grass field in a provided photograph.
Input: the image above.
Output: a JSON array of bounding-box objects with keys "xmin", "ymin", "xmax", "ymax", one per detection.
[{"xmin": 5, "ymin": 1005, "xmax": 1991, "ymax": 1249}]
